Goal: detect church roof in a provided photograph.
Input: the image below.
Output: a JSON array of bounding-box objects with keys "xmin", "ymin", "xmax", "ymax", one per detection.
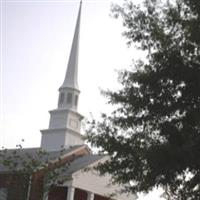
[
  {"xmin": 0, "ymin": 145, "xmax": 105, "ymax": 175},
  {"xmin": 64, "ymin": 154, "xmax": 106, "ymax": 176}
]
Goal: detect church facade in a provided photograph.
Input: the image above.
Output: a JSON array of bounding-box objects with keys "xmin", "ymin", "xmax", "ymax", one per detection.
[{"xmin": 0, "ymin": 1, "xmax": 137, "ymax": 200}]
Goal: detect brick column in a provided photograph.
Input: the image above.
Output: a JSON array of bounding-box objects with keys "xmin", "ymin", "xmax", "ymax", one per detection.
[{"xmin": 67, "ymin": 187, "xmax": 75, "ymax": 200}]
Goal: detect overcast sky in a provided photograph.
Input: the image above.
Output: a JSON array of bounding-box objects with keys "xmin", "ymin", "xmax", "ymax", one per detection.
[
  {"xmin": 1, "ymin": 0, "xmax": 138, "ymax": 148},
  {"xmin": 1, "ymin": 0, "xmax": 163, "ymax": 199}
]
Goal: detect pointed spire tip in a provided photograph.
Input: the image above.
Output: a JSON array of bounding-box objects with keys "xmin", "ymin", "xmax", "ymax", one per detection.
[{"xmin": 61, "ymin": 0, "xmax": 82, "ymax": 90}]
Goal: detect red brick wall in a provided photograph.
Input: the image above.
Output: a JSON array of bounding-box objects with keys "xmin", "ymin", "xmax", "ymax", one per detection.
[
  {"xmin": 74, "ymin": 188, "xmax": 110, "ymax": 200},
  {"xmin": 74, "ymin": 188, "xmax": 88, "ymax": 200},
  {"xmin": 29, "ymin": 174, "xmax": 44, "ymax": 200},
  {"xmin": 28, "ymin": 146, "xmax": 90, "ymax": 200},
  {"xmin": 94, "ymin": 194, "xmax": 109, "ymax": 200},
  {"xmin": 0, "ymin": 174, "xmax": 28, "ymax": 200},
  {"xmin": 48, "ymin": 186, "xmax": 111, "ymax": 200},
  {"xmin": 48, "ymin": 186, "xmax": 68, "ymax": 200}
]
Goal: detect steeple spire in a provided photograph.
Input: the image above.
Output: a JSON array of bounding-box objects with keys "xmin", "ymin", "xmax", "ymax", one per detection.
[
  {"xmin": 41, "ymin": 1, "xmax": 84, "ymax": 151},
  {"xmin": 61, "ymin": 0, "xmax": 82, "ymax": 90}
]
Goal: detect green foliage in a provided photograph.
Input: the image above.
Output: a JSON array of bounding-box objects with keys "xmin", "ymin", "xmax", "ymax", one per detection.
[
  {"xmin": 0, "ymin": 144, "xmax": 71, "ymax": 200},
  {"xmin": 87, "ymin": 0, "xmax": 200, "ymax": 199}
]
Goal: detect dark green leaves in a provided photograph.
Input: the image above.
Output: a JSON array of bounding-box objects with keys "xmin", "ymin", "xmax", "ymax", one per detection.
[{"xmin": 87, "ymin": 0, "xmax": 200, "ymax": 199}]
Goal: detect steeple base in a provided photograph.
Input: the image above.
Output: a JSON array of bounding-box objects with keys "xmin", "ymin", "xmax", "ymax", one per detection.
[{"xmin": 41, "ymin": 128, "xmax": 84, "ymax": 151}]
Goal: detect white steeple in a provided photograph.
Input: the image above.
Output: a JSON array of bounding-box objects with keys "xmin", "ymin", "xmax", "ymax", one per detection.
[
  {"xmin": 41, "ymin": 1, "xmax": 84, "ymax": 151},
  {"xmin": 61, "ymin": 0, "xmax": 82, "ymax": 90}
]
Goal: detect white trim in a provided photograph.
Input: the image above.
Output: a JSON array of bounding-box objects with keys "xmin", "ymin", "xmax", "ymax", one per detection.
[
  {"xmin": 41, "ymin": 128, "xmax": 83, "ymax": 138},
  {"xmin": 66, "ymin": 186, "xmax": 75, "ymax": 200},
  {"xmin": 26, "ymin": 175, "xmax": 32, "ymax": 200},
  {"xmin": 48, "ymin": 109, "xmax": 83, "ymax": 119},
  {"xmin": 0, "ymin": 188, "xmax": 8, "ymax": 200},
  {"xmin": 87, "ymin": 192, "xmax": 94, "ymax": 200}
]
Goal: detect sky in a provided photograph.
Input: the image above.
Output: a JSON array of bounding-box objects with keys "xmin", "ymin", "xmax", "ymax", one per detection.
[
  {"xmin": 0, "ymin": 0, "xmax": 163, "ymax": 199},
  {"xmin": 0, "ymin": 0, "xmax": 137, "ymax": 148}
]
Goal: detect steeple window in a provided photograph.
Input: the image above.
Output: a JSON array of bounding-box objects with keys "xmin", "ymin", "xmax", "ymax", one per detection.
[
  {"xmin": 75, "ymin": 95, "xmax": 78, "ymax": 106},
  {"xmin": 67, "ymin": 93, "xmax": 72, "ymax": 104},
  {"xmin": 59, "ymin": 92, "xmax": 65, "ymax": 104}
]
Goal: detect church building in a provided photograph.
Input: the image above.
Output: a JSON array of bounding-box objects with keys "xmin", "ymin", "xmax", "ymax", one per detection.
[{"xmin": 0, "ymin": 1, "xmax": 137, "ymax": 200}]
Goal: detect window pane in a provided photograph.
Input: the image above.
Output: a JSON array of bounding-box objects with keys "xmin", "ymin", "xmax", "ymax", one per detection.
[
  {"xmin": 67, "ymin": 93, "xmax": 72, "ymax": 104},
  {"xmin": 59, "ymin": 93, "xmax": 65, "ymax": 104},
  {"xmin": 75, "ymin": 95, "xmax": 78, "ymax": 106}
]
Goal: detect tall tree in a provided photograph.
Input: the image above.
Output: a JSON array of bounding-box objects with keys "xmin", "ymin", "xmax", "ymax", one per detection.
[{"xmin": 87, "ymin": 0, "xmax": 200, "ymax": 199}]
